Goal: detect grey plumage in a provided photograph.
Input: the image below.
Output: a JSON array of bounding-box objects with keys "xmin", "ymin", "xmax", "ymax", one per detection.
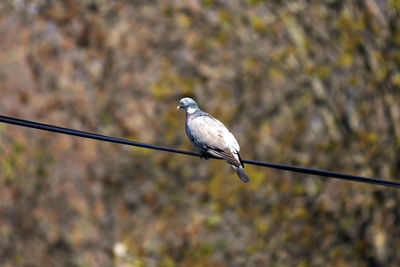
[{"xmin": 177, "ymin": 97, "xmax": 250, "ymax": 183}]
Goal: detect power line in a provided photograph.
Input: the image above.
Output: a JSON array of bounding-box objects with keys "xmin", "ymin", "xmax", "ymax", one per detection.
[{"xmin": 0, "ymin": 114, "xmax": 399, "ymax": 189}]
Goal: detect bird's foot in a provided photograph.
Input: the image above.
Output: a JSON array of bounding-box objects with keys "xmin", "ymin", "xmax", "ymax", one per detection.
[{"xmin": 200, "ymin": 154, "xmax": 209, "ymax": 160}]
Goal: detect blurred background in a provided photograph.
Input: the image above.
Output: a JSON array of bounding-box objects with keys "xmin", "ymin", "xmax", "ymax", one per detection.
[{"xmin": 0, "ymin": 0, "xmax": 399, "ymax": 266}]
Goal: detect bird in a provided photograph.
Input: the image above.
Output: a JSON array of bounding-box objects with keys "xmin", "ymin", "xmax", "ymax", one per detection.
[{"xmin": 177, "ymin": 97, "xmax": 250, "ymax": 183}]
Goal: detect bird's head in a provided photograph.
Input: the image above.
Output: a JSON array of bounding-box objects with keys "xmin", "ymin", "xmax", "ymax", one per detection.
[{"xmin": 177, "ymin": 97, "xmax": 199, "ymax": 114}]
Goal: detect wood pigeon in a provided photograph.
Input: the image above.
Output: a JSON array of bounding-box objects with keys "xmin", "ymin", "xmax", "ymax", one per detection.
[{"xmin": 177, "ymin": 97, "xmax": 250, "ymax": 183}]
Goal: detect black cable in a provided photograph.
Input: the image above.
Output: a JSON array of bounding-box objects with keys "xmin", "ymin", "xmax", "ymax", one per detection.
[{"xmin": 0, "ymin": 114, "xmax": 399, "ymax": 188}]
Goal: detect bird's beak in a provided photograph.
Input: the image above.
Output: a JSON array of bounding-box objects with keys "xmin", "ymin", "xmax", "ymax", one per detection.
[{"xmin": 177, "ymin": 105, "xmax": 182, "ymax": 109}]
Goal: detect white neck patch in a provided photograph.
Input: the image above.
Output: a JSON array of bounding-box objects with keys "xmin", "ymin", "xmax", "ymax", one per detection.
[{"xmin": 187, "ymin": 107, "xmax": 196, "ymax": 114}]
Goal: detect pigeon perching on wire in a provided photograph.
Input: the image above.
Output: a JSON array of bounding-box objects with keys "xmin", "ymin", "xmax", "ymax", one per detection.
[{"xmin": 177, "ymin": 97, "xmax": 250, "ymax": 183}]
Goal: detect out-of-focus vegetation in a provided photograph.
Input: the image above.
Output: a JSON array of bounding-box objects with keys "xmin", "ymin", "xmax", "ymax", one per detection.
[{"xmin": 0, "ymin": 0, "xmax": 399, "ymax": 266}]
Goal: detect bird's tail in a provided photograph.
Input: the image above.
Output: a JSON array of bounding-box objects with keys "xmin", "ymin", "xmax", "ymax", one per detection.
[{"xmin": 231, "ymin": 165, "xmax": 250, "ymax": 183}]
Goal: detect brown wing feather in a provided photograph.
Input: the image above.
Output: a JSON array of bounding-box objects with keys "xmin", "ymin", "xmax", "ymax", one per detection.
[{"xmin": 207, "ymin": 148, "xmax": 242, "ymax": 167}]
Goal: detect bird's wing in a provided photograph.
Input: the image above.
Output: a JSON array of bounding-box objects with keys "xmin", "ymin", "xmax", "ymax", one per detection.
[
  {"xmin": 206, "ymin": 148, "xmax": 242, "ymax": 167},
  {"xmin": 187, "ymin": 114, "xmax": 241, "ymax": 166}
]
